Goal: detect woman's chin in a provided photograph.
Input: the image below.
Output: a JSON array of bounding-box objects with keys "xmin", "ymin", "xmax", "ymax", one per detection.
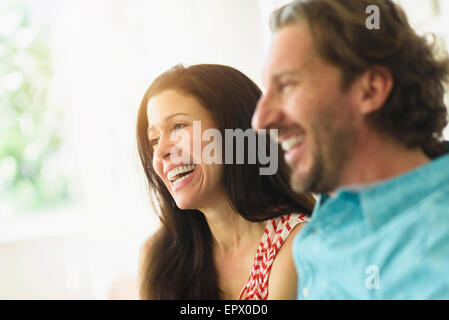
[{"xmin": 173, "ymin": 197, "xmax": 197, "ymax": 210}]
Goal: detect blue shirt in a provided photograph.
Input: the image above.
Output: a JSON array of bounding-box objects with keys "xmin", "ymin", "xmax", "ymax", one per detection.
[{"xmin": 293, "ymin": 151, "xmax": 449, "ymax": 299}]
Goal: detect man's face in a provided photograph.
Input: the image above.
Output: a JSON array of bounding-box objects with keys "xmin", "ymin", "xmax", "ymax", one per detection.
[{"xmin": 252, "ymin": 23, "xmax": 359, "ymax": 194}]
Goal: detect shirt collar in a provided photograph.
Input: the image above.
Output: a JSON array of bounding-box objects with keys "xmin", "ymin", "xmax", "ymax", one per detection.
[{"xmin": 312, "ymin": 150, "xmax": 449, "ymax": 230}]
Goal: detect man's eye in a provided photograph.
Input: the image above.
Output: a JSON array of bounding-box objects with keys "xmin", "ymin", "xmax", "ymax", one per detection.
[{"xmin": 279, "ymin": 81, "xmax": 295, "ymax": 91}]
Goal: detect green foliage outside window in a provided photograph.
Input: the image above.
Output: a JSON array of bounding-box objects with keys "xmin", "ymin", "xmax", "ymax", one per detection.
[{"xmin": 0, "ymin": 0, "xmax": 70, "ymax": 215}]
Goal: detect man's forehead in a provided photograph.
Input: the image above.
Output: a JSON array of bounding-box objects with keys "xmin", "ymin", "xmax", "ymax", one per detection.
[{"xmin": 262, "ymin": 23, "xmax": 315, "ymax": 82}]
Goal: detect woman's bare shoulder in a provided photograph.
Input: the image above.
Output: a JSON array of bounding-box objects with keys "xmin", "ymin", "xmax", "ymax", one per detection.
[{"xmin": 267, "ymin": 218, "xmax": 307, "ymax": 299}]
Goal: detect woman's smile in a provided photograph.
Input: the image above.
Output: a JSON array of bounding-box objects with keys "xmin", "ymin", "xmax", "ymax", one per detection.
[{"xmin": 166, "ymin": 164, "xmax": 197, "ymax": 191}]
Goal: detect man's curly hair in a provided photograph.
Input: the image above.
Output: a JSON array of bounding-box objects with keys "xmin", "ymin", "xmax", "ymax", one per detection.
[{"xmin": 271, "ymin": 0, "xmax": 449, "ymax": 158}]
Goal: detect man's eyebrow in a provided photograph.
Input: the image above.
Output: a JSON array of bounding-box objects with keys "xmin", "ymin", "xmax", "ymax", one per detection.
[
  {"xmin": 147, "ymin": 112, "xmax": 189, "ymax": 135},
  {"xmin": 271, "ymin": 70, "xmax": 303, "ymax": 81}
]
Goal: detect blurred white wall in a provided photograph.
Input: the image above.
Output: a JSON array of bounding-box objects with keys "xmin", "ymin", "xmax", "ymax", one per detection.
[{"xmin": 0, "ymin": 234, "xmax": 139, "ymax": 299}]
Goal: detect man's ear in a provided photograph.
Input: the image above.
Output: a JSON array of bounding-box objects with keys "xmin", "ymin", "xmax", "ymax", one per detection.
[{"xmin": 354, "ymin": 65, "xmax": 394, "ymax": 115}]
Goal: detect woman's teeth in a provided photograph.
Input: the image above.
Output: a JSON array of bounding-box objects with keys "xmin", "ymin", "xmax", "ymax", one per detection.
[
  {"xmin": 172, "ymin": 171, "xmax": 194, "ymax": 187},
  {"xmin": 281, "ymin": 135, "xmax": 304, "ymax": 152},
  {"xmin": 167, "ymin": 164, "xmax": 196, "ymax": 186}
]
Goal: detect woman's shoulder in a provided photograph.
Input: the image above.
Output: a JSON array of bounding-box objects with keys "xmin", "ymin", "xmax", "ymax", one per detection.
[
  {"xmin": 238, "ymin": 213, "xmax": 308, "ymax": 300},
  {"xmin": 266, "ymin": 213, "xmax": 308, "ymax": 299}
]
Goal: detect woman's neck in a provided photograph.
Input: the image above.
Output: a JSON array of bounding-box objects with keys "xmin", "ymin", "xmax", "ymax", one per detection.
[{"xmin": 198, "ymin": 193, "xmax": 266, "ymax": 256}]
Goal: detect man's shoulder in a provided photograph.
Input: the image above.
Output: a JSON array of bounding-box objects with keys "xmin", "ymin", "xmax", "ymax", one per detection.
[
  {"xmin": 418, "ymin": 182, "xmax": 449, "ymax": 219},
  {"xmin": 381, "ymin": 182, "xmax": 449, "ymax": 299}
]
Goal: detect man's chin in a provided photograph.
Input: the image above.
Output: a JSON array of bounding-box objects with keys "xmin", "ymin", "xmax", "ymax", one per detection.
[
  {"xmin": 290, "ymin": 160, "xmax": 324, "ymax": 194},
  {"xmin": 290, "ymin": 172, "xmax": 311, "ymax": 194}
]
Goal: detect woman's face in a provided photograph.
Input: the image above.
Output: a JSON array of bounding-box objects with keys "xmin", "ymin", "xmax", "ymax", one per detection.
[{"xmin": 147, "ymin": 89, "xmax": 224, "ymax": 210}]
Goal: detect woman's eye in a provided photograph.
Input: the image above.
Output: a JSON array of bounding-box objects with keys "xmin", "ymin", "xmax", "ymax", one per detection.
[
  {"xmin": 149, "ymin": 138, "xmax": 159, "ymax": 146},
  {"xmin": 173, "ymin": 123, "xmax": 186, "ymax": 131}
]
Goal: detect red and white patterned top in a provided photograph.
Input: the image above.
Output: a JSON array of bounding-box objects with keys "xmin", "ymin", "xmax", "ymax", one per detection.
[{"xmin": 238, "ymin": 213, "xmax": 308, "ymax": 300}]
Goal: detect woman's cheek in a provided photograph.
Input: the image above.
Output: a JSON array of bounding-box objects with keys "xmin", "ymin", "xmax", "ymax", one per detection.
[
  {"xmin": 168, "ymin": 128, "xmax": 192, "ymax": 164},
  {"xmin": 153, "ymin": 158, "xmax": 164, "ymax": 181},
  {"xmin": 184, "ymin": 129, "xmax": 199, "ymax": 163}
]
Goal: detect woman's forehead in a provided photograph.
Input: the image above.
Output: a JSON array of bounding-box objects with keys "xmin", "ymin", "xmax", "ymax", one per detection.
[{"xmin": 147, "ymin": 90, "xmax": 213, "ymax": 127}]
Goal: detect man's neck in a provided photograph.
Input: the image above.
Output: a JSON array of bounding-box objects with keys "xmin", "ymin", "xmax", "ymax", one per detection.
[{"xmin": 334, "ymin": 133, "xmax": 430, "ymax": 193}]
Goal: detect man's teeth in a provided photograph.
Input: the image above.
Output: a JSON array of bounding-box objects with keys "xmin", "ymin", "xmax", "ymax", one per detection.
[
  {"xmin": 167, "ymin": 164, "xmax": 196, "ymax": 181},
  {"xmin": 281, "ymin": 135, "xmax": 304, "ymax": 152}
]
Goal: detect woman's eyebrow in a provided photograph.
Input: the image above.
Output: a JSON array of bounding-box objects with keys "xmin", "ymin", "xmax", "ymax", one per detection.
[{"xmin": 148, "ymin": 112, "xmax": 189, "ymax": 135}]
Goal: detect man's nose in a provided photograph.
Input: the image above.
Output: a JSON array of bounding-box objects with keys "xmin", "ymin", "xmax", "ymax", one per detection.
[{"xmin": 252, "ymin": 92, "xmax": 283, "ymax": 131}]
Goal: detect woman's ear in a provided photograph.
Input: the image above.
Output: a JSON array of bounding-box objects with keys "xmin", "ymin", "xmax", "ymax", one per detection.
[{"xmin": 353, "ymin": 65, "xmax": 394, "ymax": 115}]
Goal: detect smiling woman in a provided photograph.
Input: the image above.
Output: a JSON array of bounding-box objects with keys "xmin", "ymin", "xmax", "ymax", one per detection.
[
  {"xmin": 146, "ymin": 89, "xmax": 225, "ymax": 209},
  {"xmin": 136, "ymin": 64, "xmax": 315, "ymax": 300}
]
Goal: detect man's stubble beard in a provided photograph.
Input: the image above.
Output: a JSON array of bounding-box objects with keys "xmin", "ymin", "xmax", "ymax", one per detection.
[{"xmin": 289, "ymin": 114, "xmax": 357, "ymax": 194}]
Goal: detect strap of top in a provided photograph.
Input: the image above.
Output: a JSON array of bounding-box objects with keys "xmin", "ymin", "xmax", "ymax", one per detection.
[{"xmin": 238, "ymin": 213, "xmax": 308, "ymax": 300}]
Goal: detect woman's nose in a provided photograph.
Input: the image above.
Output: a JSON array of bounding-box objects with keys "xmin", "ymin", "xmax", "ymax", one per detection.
[{"xmin": 154, "ymin": 134, "xmax": 175, "ymax": 160}]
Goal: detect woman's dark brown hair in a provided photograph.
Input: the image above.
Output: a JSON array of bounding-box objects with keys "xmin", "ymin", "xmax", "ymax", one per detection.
[
  {"xmin": 136, "ymin": 64, "xmax": 315, "ymax": 299},
  {"xmin": 271, "ymin": 0, "xmax": 449, "ymax": 158}
]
